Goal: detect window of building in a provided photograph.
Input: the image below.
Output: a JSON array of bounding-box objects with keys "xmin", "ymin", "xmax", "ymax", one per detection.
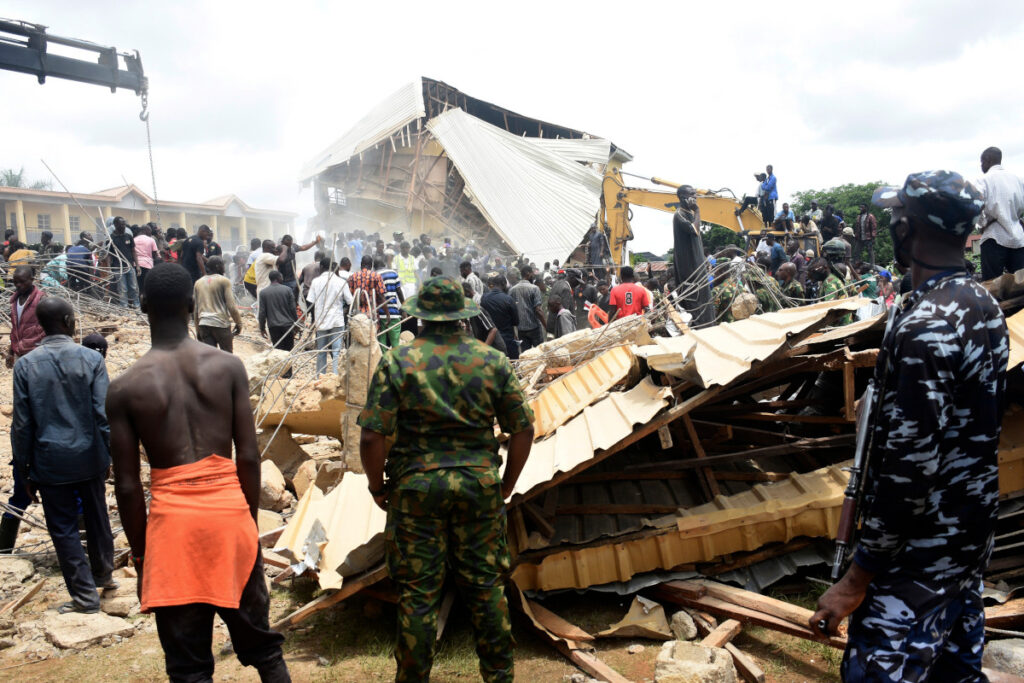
[
  {"xmin": 70, "ymin": 215, "xmax": 80, "ymax": 231},
  {"xmin": 327, "ymin": 186, "xmax": 347, "ymax": 206},
  {"xmin": 9, "ymin": 213, "xmax": 16, "ymax": 229},
  {"xmin": 37, "ymin": 214, "xmax": 51, "ymax": 230}
]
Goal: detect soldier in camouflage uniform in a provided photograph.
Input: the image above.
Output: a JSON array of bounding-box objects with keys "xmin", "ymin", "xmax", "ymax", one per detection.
[
  {"xmin": 812, "ymin": 171, "xmax": 1008, "ymax": 682},
  {"xmin": 818, "ymin": 239, "xmax": 854, "ymax": 325},
  {"xmin": 712, "ymin": 267, "xmax": 745, "ymax": 323},
  {"xmin": 752, "ymin": 271, "xmax": 782, "ymax": 313},
  {"xmin": 777, "ymin": 262, "xmax": 805, "ymax": 303},
  {"xmin": 358, "ymin": 277, "xmax": 536, "ymax": 683}
]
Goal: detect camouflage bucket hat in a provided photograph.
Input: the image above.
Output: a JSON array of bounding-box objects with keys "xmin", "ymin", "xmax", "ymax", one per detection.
[
  {"xmin": 871, "ymin": 170, "xmax": 985, "ymax": 237},
  {"xmin": 402, "ymin": 276, "xmax": 480, "ymax": 321}
]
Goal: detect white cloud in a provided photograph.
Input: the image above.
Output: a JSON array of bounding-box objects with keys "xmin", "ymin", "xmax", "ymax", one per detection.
[{"xmin": 4, "ymin": 0, "xmax": 1023, "ymax": 256}]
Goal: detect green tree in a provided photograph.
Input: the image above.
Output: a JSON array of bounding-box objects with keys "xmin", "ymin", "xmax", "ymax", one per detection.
[
  {"xmin": 791, "ymin": 182, "xmax": 895, "ymax": 265},
  {"xmin": 0, "ymin": 166, "xmax": 52, "ymax": 190},
  {"xmin": 700, "ymin": 224, "xmax": 743, "ymax": 253}
]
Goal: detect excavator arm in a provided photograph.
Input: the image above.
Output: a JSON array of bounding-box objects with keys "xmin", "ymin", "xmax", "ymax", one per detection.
[{"xmin": 0, "ymin": 18, "xmax": 146, "ymax": 95}]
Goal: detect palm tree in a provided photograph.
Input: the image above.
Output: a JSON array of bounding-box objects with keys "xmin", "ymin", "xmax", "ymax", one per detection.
[{"xmin": 0, "ymin": 166, "xmax": 52, "ymax": 190}]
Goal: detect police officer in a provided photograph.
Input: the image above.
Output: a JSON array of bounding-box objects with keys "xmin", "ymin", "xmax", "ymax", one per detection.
[
  {"xmin": 810, "ymin": 171, "xmax": 1008, "ymax": 681},
  {"xmin": 358, "ymin": 277, "xmax": 535, "ymax": 683}
]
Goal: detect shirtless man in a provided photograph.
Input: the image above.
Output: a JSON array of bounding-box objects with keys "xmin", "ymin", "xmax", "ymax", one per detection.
[{"xmin": 108, "ymin": 263, "xmax": 289, "ymax": 682}]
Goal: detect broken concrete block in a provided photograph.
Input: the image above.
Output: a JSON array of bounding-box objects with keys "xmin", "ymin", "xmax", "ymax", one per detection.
[
  {"xmin": 655, "ymin": 640, "xmax": 737, "ymax": 683},
  {"xmin": 0, "ymin": 557, "xmax": 34, "ymax": 583},
  {"xmin": 260, "ymin": 460, "xmax": 289, "ymax": 512},
  {"xmin": 257, "ymin": 509, "xmax": 283, "ymax": 534},
  {"xmin": 244, "ymin": 349, "xmax": 292, "ymax": 395},
  {"xmin": 43, "ymin": 611, "xmax": 135, "ymax": 650},
  {"xmin": 597, "ymin": 596, "xmax": 673, "ymax": 640},
  {"xmin": 293, "ymin": 460, "xmax": 318, "ymax": 499},
  {"xmin": 100, "ymin": 580, "xmax": 138, "ymax": 618},
  {"xmin": 341, "ymin": 412, "xmax": 363, "ymax": 473},
  {"xmin": 257, "ymin": 426, "xmax": 311, "ymax": 483},
  {"xmin": 670, "ymin": 610, "xmax": 698, "ymax": 641},
  {"xmin": 984, "ymin": 639, "xmax": 1024, "ymax": 677},
  {"xmin": 291, "ymin": 434, "xmax": 317, "ymax": 445},
  {"xmin": 314, "ymin": 460, "xmax": 345, "ymax": 493}
]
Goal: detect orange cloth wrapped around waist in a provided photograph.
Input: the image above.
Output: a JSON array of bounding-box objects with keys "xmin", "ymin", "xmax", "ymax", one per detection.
[{"xmin": 141, "ymin": 454, "xmax": 258, "ymax": 613}]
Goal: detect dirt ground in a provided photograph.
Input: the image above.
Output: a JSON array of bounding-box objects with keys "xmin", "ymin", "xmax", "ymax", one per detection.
[{"xmin": 0, "ymin": 313, "xmax": 841, "ymax": 681}]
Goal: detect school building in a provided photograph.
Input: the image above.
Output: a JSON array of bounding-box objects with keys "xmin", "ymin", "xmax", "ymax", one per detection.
[{"xmin": 0, "ymin": 184, "xmax": 296, "ymax": 250}]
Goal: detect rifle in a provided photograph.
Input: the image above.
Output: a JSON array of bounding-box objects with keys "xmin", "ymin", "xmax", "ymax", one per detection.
[{"xmin": 829, "ymin": 304, "xmax": 898, "ymax": 581}]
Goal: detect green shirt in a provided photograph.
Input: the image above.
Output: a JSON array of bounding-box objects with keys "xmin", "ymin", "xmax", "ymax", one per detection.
[
  {"xmin": 358, "ymin": 326, "xmax": 534, "ymax": 480},
  {"xmin": 859, "ymin": 274, "xmax": 879, "ymax": 299}
]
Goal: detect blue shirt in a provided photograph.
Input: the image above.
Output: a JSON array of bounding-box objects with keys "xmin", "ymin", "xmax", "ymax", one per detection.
[
  {"xmin": 770, "ymin": 242, "xmax": 786, "ymax": 272},
  {"xmin": 67, "ymin": 244, "xmax": 92, "ymax": 269},
  {"xmin": 774, "ymin": 208, "xmax": 795, "ymax": 221},
  {"xmin": 12, "ymin": 335, "xmax": 110, "ymax": 485},
  {"xmin": 760, "ymin": 174, "xmax": 778, "ymax": 200},
  {"xmin": 378, "ymin": 268, "xmax": 402, "ymax": 315}
]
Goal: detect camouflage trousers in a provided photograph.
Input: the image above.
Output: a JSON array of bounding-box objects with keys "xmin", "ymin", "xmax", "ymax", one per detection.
[
  {"xmin": 842, "ymin": 579, "xmax": 985, "ymax": 682},
  {"xmin": 385, "ymin": 466, "xmax": 513, "ymax": 683}
]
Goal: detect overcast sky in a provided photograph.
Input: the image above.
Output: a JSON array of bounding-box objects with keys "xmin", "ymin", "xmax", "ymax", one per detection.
[{"xmin": 4, "ymin": 0, "xmax": 1024, "ymax": 255}]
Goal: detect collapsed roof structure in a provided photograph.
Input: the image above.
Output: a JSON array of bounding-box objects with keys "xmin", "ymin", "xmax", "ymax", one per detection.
[{"xmin": 300, "ymin": 77, "xmax": 631, "ymax": 264}]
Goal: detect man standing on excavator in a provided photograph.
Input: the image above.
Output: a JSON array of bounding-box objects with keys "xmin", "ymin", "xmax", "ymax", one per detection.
[{"xmin": 672, "ymin": 185, "xmax": 715, "ymax": 327}]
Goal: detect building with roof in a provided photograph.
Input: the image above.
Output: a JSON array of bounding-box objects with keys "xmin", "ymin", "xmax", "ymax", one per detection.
[
  {"xmin": 0, "ymin": 184, "xmax": 296, "ymax": 249},
  {"xmin": 301, "ymin": 77, "xmax": 631, "ymax": 264}
]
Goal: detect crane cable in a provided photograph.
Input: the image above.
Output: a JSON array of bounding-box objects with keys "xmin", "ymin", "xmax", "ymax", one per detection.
[{"xmin": 139, "ymin": 89, "xmax": 160, "ymax": 225}]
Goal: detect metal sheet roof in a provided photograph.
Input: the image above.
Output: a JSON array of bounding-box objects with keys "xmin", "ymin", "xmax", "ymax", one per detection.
[
  {"xmin": 426, "ymin": 108, "xmax": 609, "ymax": 265},
  {"xmin": 634, "ymin": 298, "xmax": 866, "ymax": 388},
  {"xmin": 299, "ymin": 79, "xmax": 426, "ymax": 181},
  {"xmin": 510, "ymin": 377, "xmax": 672, "ymax": 499}
]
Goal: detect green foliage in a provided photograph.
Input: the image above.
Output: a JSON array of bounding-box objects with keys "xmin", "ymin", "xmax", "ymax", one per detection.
[
  {"xmin": 791, "ymin": 182, "xmax": 895, "ymax": 266},
  {"xmin": 0, "ymin": 166, "xmax": 51, "ymax": 190},
  {"xmin": 700, "ymin": 224, "xmax": 743, "ymax": 253}
]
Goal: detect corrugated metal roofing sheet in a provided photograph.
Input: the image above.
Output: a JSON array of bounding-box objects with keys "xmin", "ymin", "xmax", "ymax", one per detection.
[
  {"xmin": 1008, "ymin": 308, "xmax": 1024, "ymax": 371},
  {"xmin": 510, "ymin": 377, "xmax": 672, "ymax": 498},
  {"xmin": 300, "ymin": 79, "xmax": 426, "ymax": 181},
  {"xmin": 426, "ymin": 108, "xmax": 609, "ymax": 265},
  {"xmin": 634, "ymin": 298, "xmax": 865, "ymax": 388},
  {"xmin": 510, "ymin": 464, "xmax": 848, "ymax": 592}
]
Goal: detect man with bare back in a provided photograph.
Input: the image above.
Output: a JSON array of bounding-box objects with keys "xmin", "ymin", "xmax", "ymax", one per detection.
[{"xmin": 108, "ymin": 262, "xmax": 290, "ymax": 682}]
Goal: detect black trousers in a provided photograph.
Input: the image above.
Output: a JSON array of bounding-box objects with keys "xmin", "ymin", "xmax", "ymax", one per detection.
[
  {"xmin": 518, "ymin": 326, "xmax": 543, "ymax": 352},
  {"xmin": 138, "ymin": 267, "xmax": 151, "ymax": 293},
  {"xmin": 197, "ymin": 325, "xmax": 233, "ymax": 353},
  {"xmin": 153, "ymin": 555, "xmax": 289, "ymax": 683},
  {"xmin": 981, "ymin": 239, "xmax": 1024, "ymax": 281},
  {"xmin": 244, "ymin": 282, "xmax": 257, "ymax": 298},
  {"xmin": 37, "ymin": 474, "xmax": 114, "ymax": 611},
  {"xmin": 268, "ymin": 325, "xmax": 294, "ymax": 352}
]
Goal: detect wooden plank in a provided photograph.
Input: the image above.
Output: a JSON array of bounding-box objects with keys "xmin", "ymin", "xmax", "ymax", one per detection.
[
  {"xmin": 508, "ymin": 506, "xmax": 529, "ymax": 555},
  {"xmin": 648, "ymin": 583, "xmax": 846, "ymax": 649},
  {"xmin": 525, "ymin": 599, "xmax": 595, "ymax": 643},
  {"xmin": 567, "ymin": 471, "xmax": 691, "ymax": 484},
  {"xmin": 272, "ymin": 566, "xmax": 295, "ymax": 584},
  {"xmin": 709, "ymin": 471, "xmax": 788, "ymax": 482},
  {"xmin": 259, "ymin": 525, "xmax": 287, "ymax": 548},
  {"xmin": 522, "ymin": 501, "xmax": 556, "ymax": 538},
  {"xmin": 843, "ymin": 362, "xmax": 856, "ymax": 422},
  {"xmin": 271, "ymin": 565, "xmax": 387, "ymax": 631},
  {"xmin": 625, "ymin": 434, "xmax": 855, "ymax": 472},
  {"xmin": 684, "ymin": 579, "xmax": 819, "ymax": 631},
  {"xmin": 0, "ymin": 578, "xmax": 45, "ymax": 615},
  {"xmin": 728, "ymin": 412, "xmax": 852, "ymax": 424},
  {"xmin": 556, "ymin": 503, "xmax": 682, "ymax": 516},
  {"xmin": 726, "ymin": 643, "xmax": 766, "ymax": 683},
  {"xmin": 556, "ymin": 643, "xmax": 633, "ymax": 683},
  {"xmin": 683, "ymin": 414, "xmax": 721, "ymax": 498},
  {"xmin": 701, "ymin": 619, "xmax": 742, "ymax": 648},
  {"xmin": 985, "ymin": 598, "xmax": 1024, "ymax": 629}
]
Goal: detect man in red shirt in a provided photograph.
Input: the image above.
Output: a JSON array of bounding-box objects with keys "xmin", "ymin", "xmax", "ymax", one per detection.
[{"xmin": 607, "ymin": 266, "xmax": 651, "ymax": 321}]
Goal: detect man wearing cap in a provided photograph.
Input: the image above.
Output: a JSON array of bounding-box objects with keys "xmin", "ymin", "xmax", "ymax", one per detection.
[
  {"xmin": 811, "ymin": 171, "xmax": 1008, "ymax": 681},
  {"xmin": 359, "ymin": 277, "xmax": 535, "ymax": 682}
]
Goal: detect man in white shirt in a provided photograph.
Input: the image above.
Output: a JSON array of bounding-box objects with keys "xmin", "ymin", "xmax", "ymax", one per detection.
[
  {"xmin": 306, "ymin": 256, "xmax": 353, "ymax": 375},
  {"xmin": 253, "ymin": 240, "xmax": 280, "ymax": 294},
  {"xmin": 978, "ymin": 146, "xmax": 1024, "ymax": 280}
]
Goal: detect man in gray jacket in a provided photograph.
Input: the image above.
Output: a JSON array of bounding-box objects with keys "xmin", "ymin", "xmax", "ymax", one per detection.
[{"xmin": 12, "ymin": 297, "xmax": 115, "ymax": 613}]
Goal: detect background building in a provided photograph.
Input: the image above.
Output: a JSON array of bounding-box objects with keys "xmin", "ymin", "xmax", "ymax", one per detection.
[{"xmin": 0, "ymin": 184, "xmax": 295, "ymax": 249}]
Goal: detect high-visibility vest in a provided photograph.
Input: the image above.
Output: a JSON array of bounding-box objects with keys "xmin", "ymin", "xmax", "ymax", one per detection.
[
  {"xmin": 394, "ymin": 253, "xmax": 417, "ymax": 287},
  {"xmin": 244, "ymin": 262, "xmax": 257, "ymax": 285}
]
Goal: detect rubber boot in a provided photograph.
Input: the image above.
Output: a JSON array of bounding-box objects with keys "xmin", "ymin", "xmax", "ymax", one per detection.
[{"xmin": 0, "ymin": 517, "xmax": 21, "ymax": 554}]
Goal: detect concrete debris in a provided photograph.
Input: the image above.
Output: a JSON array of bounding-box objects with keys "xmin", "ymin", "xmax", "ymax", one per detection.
[
  {"xmin": 597, "ymin": 596, "xmax": 673, "ymax": 640},
  {"xmin": 341, "ymin": 313, "xmax": 381, "ymax": 473},
  {"xmin": 259, "ymin": 460, "xmax": 293, "ymax": 512},
  {"xmin": 258, "ymin": 426, "xmax": 312, "ymax": 483},
  {"xmin": 244, "ymin": 349, "xmax": 292, "ymax": 395},
  {"xmin": 654, "ymin": 640, "xmax": 738, "ymax": 683},
  {"xmin": 292, "ymin": 459, "xmax": 319, "ymax": 499},
  {"xmin": 0, "ymin": 557, "xmax": 35, "ymax": 584},
  {"xmin": 984, "ymin": 639, "xmax": 1024, "ymax": 677},
  {"xmin": 99, "ymin": 578, "xmax": 138, "ymax": 618},
  {"xmin": 628, "ymin": 643, "xmax": 645, "ymax": 654},
  {"xmin": 313, "ymin": 460, "xmax": 346, "ymax": 494},
  {"xmin": 257, "ymin": 509, "xmax": 283, "ymax": 534},
  {"xmin": 516, "ymin": 315, "xmax": 652, "ymax": 380},
  {"xmin": 42, "ymin": 611, "xmax": 135, "ymax": 650},
  {"xmin": 670, "ymin": 610, "xmax": 698, "ymax": 641}
]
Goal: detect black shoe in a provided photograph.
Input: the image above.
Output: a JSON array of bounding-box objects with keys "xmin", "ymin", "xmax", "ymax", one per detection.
[
  {"xmin": 57, "ymin": 601, "xmax": 100, "ymax": 615},
  {"xmin": 0, "ymin": 517, "xmax": 20, "ymax": 554}
]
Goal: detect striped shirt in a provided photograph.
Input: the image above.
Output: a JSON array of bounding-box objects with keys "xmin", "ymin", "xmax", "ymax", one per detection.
[{"xmin": 377, "ymin": 268, "xmax": 402, "ymax": 315}]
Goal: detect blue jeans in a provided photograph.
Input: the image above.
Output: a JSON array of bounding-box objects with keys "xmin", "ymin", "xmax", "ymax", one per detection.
[
  {"xmin": 315, "ymin": 327, "xmax": 344, "ymax": 375},
  {"xmin": 115, "ymin": 268, "xmax": 139, "ymax": 308}
]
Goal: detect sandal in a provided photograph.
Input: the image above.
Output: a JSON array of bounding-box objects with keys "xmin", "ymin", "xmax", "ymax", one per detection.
[{"xmin": 57, "ymin": 601, "xmax": 99, "ymax": 615}]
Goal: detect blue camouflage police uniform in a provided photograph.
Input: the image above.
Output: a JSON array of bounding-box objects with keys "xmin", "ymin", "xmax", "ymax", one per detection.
[{"xmin": 843, "ymin": 171, "xmax": 1009, "ymax": 681}]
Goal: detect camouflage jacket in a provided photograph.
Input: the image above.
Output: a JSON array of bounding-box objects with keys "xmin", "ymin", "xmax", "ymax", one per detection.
[
  {"xmin": 779, "ymin": 278, "xmax": 804, "ymax": 302},
  {"xmin": 820, "ymin": 273, "xmax": 852, "ymax": 325},
  {"xmin": 854, "ymin": 273, "xmax": 1008, "ymax": 611},
  {"xmin": 755, "ymin": 278, "xmax": 782, "ymax": 313},
  {"xmin": 713, "ymin": 278, "xmax": 744, "ymax": 323},
  {"xmin": 358, "ymin": 325, "xmax": 534, "ymax": 480}
]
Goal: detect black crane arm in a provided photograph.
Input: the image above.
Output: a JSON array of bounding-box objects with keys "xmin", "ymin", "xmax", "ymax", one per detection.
[{"xmin": 0, "ymin": 18, "xmax": 146, "ymax": 95}]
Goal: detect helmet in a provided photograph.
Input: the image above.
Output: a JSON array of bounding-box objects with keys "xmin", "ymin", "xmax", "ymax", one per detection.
[{"xmin": 822, "ymin": 238, "xmax": 847, "ymax": 259}]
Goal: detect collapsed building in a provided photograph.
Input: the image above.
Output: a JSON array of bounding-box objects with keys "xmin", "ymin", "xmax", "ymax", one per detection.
[{"xmin": 300, "ymin": 77, "xmax": 632, "ymax": 265}]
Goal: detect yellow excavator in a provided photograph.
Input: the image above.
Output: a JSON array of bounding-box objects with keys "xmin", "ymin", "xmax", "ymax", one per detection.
[{"xmin": 598, "ymin": 166, "xmax": 820, "ymax": 266}]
